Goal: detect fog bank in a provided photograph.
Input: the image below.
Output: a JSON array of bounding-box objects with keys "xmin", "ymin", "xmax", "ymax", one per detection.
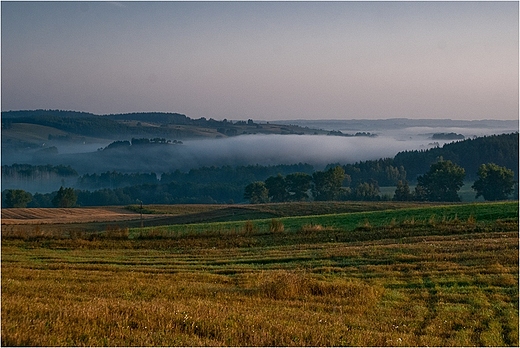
[
  {"xmin": 3, "ymin": 119, "xmax": 518, "ymax": 179},
  {"xmin": 21, "ymin": 133, "xmax": 456, "ymax": 175},
  {"xmin": 180, "ymin": 134, "xmax": 443, "ymax": 169}
]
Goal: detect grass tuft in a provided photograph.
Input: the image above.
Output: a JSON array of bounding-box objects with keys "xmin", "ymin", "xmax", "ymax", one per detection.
[
  {"xmin": 299, "ymin": 224, "xmax": 333, "ymax": 233},
  {"xmin": 269, "ymin": 219, "xmax": 285, "ymax": 233},
  {"xmin": 243, "ymin": 220, "xmax": 257, "ymax": 234},
  {"xmin": 102, "ymin": 225, "xmax": 129, "ymax": 240}
]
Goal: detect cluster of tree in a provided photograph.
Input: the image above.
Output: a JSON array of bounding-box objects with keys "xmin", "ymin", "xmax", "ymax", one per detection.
[
  {"xmin": 431, "ymin": 132, "xmax": 465, "ymax": 140},
  {"xmin": 393, "ymin": 159, "xmax": 466, "ymax": 202},
  {"xmin": 101, "ymin": 138, "xmax": 183, "ymax": 151},
  {"xmin": 244, "ymin": 166, "xmax": 383, "ymax": 203},
  {"xmin": 2, "ymin": 164, "xmax": 78, "ymax": 180},
  {"xmin": 245, "ymin": 160, "xmax": 518, "ymax": 204},
  {"xmin": 340, "ymin": 158, "xmax": 407, "ymax": 187},
  {"xmin": 394, "ymin": 160, "xmax": 516, "ymax": 202},
  {"xmin": 3, "ymin": 189, "xmax": 33, "ymax": 208},
  {"xmin": 394, "ymin": 133, "xmax": 518, "ymax": 181},
  {"xmin": 326, "ymin": 130, "xmax": 376, "ymax": 137},
  {"xmin": 3, "ymin": 186, "xmax": 77, "ymax": 208}
]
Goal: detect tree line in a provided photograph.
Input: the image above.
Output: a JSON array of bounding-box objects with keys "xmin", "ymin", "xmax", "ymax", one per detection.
[
  {"xmin": 6, "ymin": 158, "xmax": 513, "ymax": 208},
  {"xmin": 244, "ymin": 160, "xmax": 517, "ymax": 204},
  {"xmin": 2, "ymin": 164, "xmax": 315, "ymax": 207}
]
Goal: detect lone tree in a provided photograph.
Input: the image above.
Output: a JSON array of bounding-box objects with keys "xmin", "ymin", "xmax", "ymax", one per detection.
[
  {"xmin": 52, "ymin": 186, "xmax": 77, "ymax": 207},
  {"xmin": 244, "ymin": 182, "xmax": 269, "ymax": 204},
  {"xmin": 415, "ymin": 159, "xmax": 465, "ymax": 202},
  {"xmin": 472, "ymin": 163, "xmax": 515, "ymax": 201},
  {"xmin": 4, "ymin": 189, "xmax": 33, "ymax": 208}
]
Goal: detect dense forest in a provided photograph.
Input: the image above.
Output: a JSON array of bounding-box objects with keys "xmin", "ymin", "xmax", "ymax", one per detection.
[{"xmin": 393, "ymin": 132, "xmax": 519, "ymax": 181}]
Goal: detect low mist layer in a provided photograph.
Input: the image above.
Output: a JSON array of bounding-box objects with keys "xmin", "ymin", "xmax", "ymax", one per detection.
[
  {"xmin": 180, "ymin": 134, "xmax": 440, "ymax": 169},
  {"xmin": 15, "ymin": 134, "xmax": 449, "ymax": 175}
]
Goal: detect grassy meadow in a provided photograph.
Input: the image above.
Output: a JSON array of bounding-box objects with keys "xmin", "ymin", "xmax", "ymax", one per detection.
[{"xmin": 2, "ymin": 201, "xmax": 518, "ymax": 346}]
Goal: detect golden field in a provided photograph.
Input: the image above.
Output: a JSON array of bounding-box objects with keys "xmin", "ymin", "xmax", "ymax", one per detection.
[{"xmin": 2, "ymin": 202, "xmax": 518, "ymax": 346}]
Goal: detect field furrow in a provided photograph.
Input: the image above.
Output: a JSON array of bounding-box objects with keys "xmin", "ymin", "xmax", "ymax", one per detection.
[{"xmin": 2, "ymin": 202, "xmax": 518, "ymax": 346}]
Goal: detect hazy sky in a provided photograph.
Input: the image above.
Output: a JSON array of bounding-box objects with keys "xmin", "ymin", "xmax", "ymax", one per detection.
[{"xmin": 2, "ymin": 1, "xmax": 518, "ymax": 121}]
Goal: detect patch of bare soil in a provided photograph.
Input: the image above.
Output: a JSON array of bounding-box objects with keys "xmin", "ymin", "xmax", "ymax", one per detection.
[{"xmin": 1, "ymin": 207, "xmax": 159, "ymax": 225}]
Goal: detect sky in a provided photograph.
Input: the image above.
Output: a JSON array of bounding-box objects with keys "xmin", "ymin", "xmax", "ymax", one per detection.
[{"xmin": 1, "ymin": 1, "xmax": 518, "ymax": 121}]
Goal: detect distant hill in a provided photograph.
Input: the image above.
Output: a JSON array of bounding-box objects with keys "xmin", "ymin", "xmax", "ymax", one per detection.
[
  {"xmin": 272, "ymin": 118, "xmax": 518, "ymax": 133},
  {"xmin": 1, "ymin": 109, "xmax": 97, "ymax": 119},
  {"xmin": 1, "ymin": 109, "xmax": 332, "ymax": 145}
]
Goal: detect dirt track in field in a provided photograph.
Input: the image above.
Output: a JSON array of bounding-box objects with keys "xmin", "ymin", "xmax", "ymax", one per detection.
[{"xmin": 1, "ymin": 207, "xmax": 159, "ymax": 225}]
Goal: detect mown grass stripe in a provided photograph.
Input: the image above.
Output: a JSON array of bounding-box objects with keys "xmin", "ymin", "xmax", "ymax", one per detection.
[{"xmin": 130, "ymin": 202, "xmax": 518, "ymax": 238}]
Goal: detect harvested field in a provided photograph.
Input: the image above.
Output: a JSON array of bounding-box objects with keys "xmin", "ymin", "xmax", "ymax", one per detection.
[
  {"xmin": 2, "ymin": 202, "xmax": 518, "ymax": 346},
  {"xmin": 1, "ymin": 207, "xmax": 158, "ymax": 225}
]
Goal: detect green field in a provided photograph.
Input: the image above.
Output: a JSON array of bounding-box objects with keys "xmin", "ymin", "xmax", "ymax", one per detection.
[
  {"xmin": 132, "ymin": 202, "xmax": 517, "ymax": 239},
  {"xmin": 2, "ymin": 202, "xmax": 518, "ymax": 346}
]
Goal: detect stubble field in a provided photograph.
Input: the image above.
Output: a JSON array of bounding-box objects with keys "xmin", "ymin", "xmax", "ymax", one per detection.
[{"xmin": 1, "ymin": 202, "xmax": 518, "ymax": 346}]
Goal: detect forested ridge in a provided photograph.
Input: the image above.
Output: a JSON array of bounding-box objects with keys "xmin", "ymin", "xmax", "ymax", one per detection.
[
  {"xmin": 0, "ymin": 109, "xmax": 382, "ymax": 151},
  {"xmin": 0, "ymin": 110, "xmax": 223, "ymax": 138},
  {"xmin": 394, "ymin": 132, "xmax": 519, "ymax": 181},
  {"xmin": 2, "ymin": 133, "xmax": 518, "ymax": 207}
]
